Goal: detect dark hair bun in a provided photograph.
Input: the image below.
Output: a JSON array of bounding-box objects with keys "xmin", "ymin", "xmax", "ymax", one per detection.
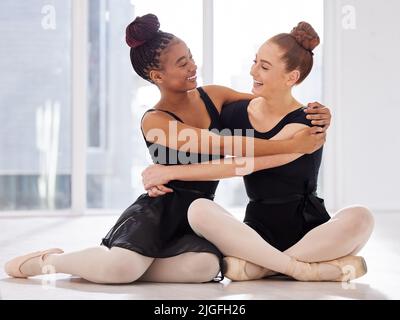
[
  {"xmin": 126, "ymin": 14, "xmax": 160, "ymax": 48},
  {"xmin": 290, "ymin": 22, "xmax": 320, "ymax": 51}
]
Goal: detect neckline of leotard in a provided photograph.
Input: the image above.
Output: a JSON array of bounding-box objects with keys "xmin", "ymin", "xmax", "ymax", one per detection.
[
  {"xmin": 197, "ymin": 87, "xmax": 220, "ymax": 129},
  {"xmin": 245, "ymin": 104, "xmax": 305, "ymax": 136}
]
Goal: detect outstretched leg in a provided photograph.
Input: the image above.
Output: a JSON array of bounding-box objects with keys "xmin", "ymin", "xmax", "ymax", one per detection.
[
  {"xmin": 187, "ymin": 199, "xmax": 346, "ymax": 281},
  {"xmin": 15, "ymin": 246, "xmax": 154, "ymax": 284},
  {"xmin": 139, "ymin": 252, "xmax": 220, "ymax": 283}
]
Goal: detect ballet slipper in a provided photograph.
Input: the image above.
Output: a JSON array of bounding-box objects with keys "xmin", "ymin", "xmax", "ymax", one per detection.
[
  {"xmin": 223, "ymin": 256, "xmax": 271, "ymax": 281},
  {"xmin": 323, "ymin": 255, "xmax": 367, "ymax": 282},
  {"xmin": 285, "ymin": 257, "xmax": 321, "ymax": 281},
  {"xmin": 285, "ymin": 255, "xmax": 367, "ymax": 282},
  {"xmin": 4, "ymin": 248, "xmax": 64, "ymax": 278}
]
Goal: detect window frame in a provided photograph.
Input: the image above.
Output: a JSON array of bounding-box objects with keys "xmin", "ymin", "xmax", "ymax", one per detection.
[{"xmin": 0, "ymin": 0, "xmax": 326, "ymax": 216}]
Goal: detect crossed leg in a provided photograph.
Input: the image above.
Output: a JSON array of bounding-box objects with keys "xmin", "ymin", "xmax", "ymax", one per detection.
[
  {"xmin": 286, "ymin": 205, "xmax": 374, "ymax": 260},
  {"xmin": 187, "ymin": 199, "xmax": 374, "ymax": 280},
  {"xmin": 241, "ymin": 205, "xmax": 375, "ymax": 278}
]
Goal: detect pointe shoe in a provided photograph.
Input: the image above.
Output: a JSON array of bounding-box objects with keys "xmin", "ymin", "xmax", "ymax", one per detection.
[
  {"xmin": 223, "ymin": 257, "xmax": 269, "ymax": 281},
  {"xmin": 325, "ymin": 255, "xmax": 368, "ymax": 282},
  {"xmin": 286, "ymin": 255, "xmax": 367, "ymax": 282},
  {"xmin": 4, "ymin": 248, "xmax": 64, "ymax": 278}
]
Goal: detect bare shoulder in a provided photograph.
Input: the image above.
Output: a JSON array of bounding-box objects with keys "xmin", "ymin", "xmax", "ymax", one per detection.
[
  {"xmin": 141, "ymin": 109, "xmax": 177, "ymax": 134},
  {"xmin": 200, "ymin": 85, "xmax": 230, "ymax": 112},
  {"xmin": 201, "ymin": 85, "xmax": 230, "ymax": 99},
  {"xmin": 271, "ymin": 123, "xmax": 309, "ymax": 140}
]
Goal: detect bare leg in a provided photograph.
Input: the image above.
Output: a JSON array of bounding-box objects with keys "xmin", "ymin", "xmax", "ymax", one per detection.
[
  {"xmin": 242, "ymin": 205, "xmax": 374, "ymax": 278},
  {"xmin": 20, "ymin": 246, "xmax": 154, "ymax": 284},
  {"xmin": 139, "ymin": 252, "xmax": 220, "ymax": 283},
  {"xmin": 188, "ymin": 199, "xmax": 343, "ymax": 281}
]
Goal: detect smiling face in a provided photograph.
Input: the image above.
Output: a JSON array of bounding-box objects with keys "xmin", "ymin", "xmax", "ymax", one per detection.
[
  {"xmin": 149, "ymin": 39, "xmax": 198, "ymax": 92},
  {"xmin": 250, "ymin": 40, "xmax": 301, "ymax": 98}
]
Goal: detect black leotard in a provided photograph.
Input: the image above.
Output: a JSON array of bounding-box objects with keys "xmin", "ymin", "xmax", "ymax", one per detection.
[{"xmin": 221, "ymin": 100, "xmax": 330, "ymax": 251}]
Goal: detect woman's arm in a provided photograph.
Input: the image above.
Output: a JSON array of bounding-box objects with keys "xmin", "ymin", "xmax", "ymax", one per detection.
[
  {"xmin": 141, "ymin": 111, "xmax": 324, "ymax": 157},
  {"xmin": 142, "ymin": 124, "xmax": 308, "ymax": 189},
  {"xmin": 142, "ymin": 153, "xmax": 300, "ymax": 190},
  {"xmin": 202, "ymin": 86, "xmax": 333, "ymax": 131},
  {"xmin": 202, "ymin": 85, "xmax": 255, "ymax": 112}
]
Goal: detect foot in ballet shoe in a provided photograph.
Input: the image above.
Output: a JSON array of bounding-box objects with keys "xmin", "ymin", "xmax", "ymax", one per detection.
[
  {"xmin": 223, "ymin": 257, "xmax": 272, "ymax": 281},
  {"xmin": 324, "ymin": 255, "xmax": 367, "ymax": 282},
  {"xmin": 4, "ymin": 248, "xmax": 64, "ymax": 278},
  {"xmin": 285, "ymin": 257, "xmax": 320, "ymax": 282},
  {"xmin": 285, "ymin": 256, "xmax": 367, "ymax": 282}
]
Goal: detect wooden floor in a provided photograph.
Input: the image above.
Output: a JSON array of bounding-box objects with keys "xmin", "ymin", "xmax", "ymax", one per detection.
[{"xmin": 0, "ymin": 211, "xmax": 399, "ymax": 300}]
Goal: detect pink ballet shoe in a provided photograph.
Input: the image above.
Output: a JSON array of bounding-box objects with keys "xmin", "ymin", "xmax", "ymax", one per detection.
[
  {"xmin": 223, "ymin": 257, "xmax": 271, "ymax": 281},
  {"xmin": 4, "ymin": 248, "xmax": 64, "ymax": 278},
  {"xmin": 325, "ymin": 255, "xmax": 368, "ymax": 282},
  {"xmin": 286, "ymin": 255, "xmax": 367, "ymax": 282}
]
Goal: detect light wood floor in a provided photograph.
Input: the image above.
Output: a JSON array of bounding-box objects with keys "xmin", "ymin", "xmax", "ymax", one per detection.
[{"xmin": 0, "ymin": 210, "xmax": 399, "ymax": 300}]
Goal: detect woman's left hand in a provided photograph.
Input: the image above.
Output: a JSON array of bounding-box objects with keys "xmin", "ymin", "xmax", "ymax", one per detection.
[
  {"xmin": 142, "ymin": 164, "xmax": 173, "ymax": 190},
  {"xmin": 304, "ymin": 102, "xmax": 332, "ymax": 131}
]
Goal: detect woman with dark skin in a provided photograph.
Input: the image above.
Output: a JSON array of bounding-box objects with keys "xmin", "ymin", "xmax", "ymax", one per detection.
[
  {"xmin": 5, "ymin": 15, "xmax": 330, "ymax": 284},
  {"xmin": 142, "ymin": 22, "xmax": 373, "ymax": 282}
]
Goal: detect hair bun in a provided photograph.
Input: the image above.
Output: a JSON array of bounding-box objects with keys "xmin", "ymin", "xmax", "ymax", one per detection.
[
  {"xmin": 126, "ymin": 14, "xmax": 160, "ymax": 48},
  {"xmin": 290, "ymin": 22, "xmax": 320, "ymax": 52}
]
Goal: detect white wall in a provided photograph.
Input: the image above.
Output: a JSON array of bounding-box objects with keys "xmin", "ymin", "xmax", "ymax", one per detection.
[{"xmin": 323, "ymin": 0, "xmax": 400, "ymax": 212}]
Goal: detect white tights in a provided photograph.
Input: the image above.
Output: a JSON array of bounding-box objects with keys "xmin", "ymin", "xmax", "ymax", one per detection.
[{"xmin": 187, "ymin": 199, "xmax": 374, "ymax": 277}]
